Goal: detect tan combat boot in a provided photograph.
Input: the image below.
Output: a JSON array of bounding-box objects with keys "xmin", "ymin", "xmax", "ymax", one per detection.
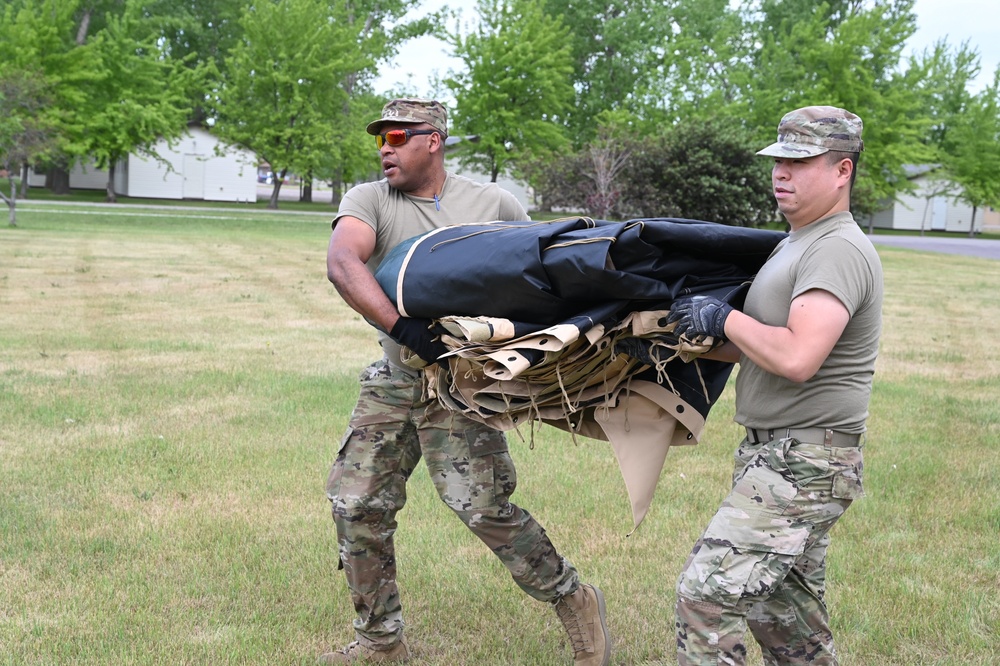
[
  {"xmin": 317, "ymin": 637, "xmax": 410, "ymax": 664},
  {"xmin": 553, "ymin": 583, "xmax": 611, "ymax": 665}
]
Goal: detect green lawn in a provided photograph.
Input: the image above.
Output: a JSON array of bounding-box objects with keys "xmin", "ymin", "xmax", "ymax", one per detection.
[{"xmin": 1, "ymin": 206, "xmax": 998, "ymax": 665}]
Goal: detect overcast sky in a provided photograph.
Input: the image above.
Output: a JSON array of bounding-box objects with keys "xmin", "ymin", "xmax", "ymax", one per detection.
[{"xmin": 376, "ymin": 0, "xmax": 999, "ymax": 97}]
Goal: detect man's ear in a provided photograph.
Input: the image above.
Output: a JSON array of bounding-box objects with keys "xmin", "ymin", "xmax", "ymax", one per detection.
[
  {"xmin": 837, "ymin": 156, "xmax": 853, "ymax": 185},
  {"xmin": 429, "ymin": 131, "xmax": 444, "ymax": 154}
]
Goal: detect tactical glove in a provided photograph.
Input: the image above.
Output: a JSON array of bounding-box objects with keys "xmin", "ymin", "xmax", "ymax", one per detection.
[
  {"xmin": 388, "ymin": 317, "xmax": 448, "ymax": 365},
  {"xmin": 667, "ymin": 295, "xmax": 734, "ymax": 340}
]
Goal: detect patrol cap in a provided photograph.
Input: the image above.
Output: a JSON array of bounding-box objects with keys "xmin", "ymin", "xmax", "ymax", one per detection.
[
  {"xmin": 757, "ymin": 106, "xmax": 864, "ymax": 158},
  {"xmin": 366, "ymin": 98, "xmax": 448, "ymax": 137}
]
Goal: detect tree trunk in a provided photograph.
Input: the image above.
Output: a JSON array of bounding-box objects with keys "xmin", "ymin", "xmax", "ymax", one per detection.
[
  {"xmin": 329, "ymin": 167, "xmax": 343, "ymax": 207},
  {"xmin": 268, "ymin": 168, "xmax": 286, "ymax": 209},
  {"xmin": 106, "ymin": 163, "xmax": 118, "ymax": 203},
  {"xmin": 969, "ymin": 205, "xmax": 978, "ymax": 237},
  {"xmin": 300, "ymin": 171, "xmax": 313, "ymax": 203},
  {"xmin": 76, "ymin": 10, "xmax": 92, "ymax": 45},
  {"xmin": 19, "ymin": 163, "xmax": 29, "ymax": 199},
  {"xmin": 47, "ymin": 166, "xmax": 71, "ymax": 194},
  {"xmin": 3, "ymin": 177, "xmax": 16, "ymax": 226}
]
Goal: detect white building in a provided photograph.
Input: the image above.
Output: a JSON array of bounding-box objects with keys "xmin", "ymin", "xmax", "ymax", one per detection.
[
  {"xmin": 869, "ymin": 165, "xmax": 987, "ymax": 234},
  {"xmin": 29, "ymin": 125, "xmax": 258, "ymax": 203}
]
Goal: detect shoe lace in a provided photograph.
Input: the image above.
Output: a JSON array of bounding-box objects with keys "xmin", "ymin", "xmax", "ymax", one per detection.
[{"xmin": 555, "ymin": 594, "xmax": 594, "ymax": 654}]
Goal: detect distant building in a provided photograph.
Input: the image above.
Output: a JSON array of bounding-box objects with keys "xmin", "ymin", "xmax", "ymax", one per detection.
[
  {"xmin": 869, "ymin": 165, "xmax": 987, "ymax": 234},
  {"xmin": 28, "ymin": 126, "xmax": 258, "ymax": 203}
]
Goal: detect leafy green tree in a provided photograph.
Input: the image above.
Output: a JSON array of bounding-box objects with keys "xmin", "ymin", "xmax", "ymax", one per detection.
[
  {"xmin": 896, "ymin": 40, "xmax": 980, "ymax": 234},
  {"xmin": 940, "ymin": 69, "xmax": 1000, "ymax": 235},
  {"xmin": 446, "ymin": 0, "xmax": 575, "ymax": 182},
  {"xmin": 212, "ymin": 0, "xmax": 376, "ymax": 208},
  {"xmin": 618, "ymin": 117, "xmax": 774, "ymax": 226},
  {"xmin": 646, "ymin": 0, "xmax": 754, "ymax": 118},
  {"xmin": 0, "ymin": 0, "xmax": 99, "ymax": 194},
  {"xmin": 540, "ymin": 0, "xmax": 677, "ymax": 140},
  {"xmin": 727, "ymin": 0, "xmax": 933, "ymax": 218},
  {"xmin": 80, "ymin": 0, "xmax": 197, "ymax": 202},
  {"xmin": 214, "ymin": 0, "xmax": 424, "ymax": 207},
  {"xmin": 0, "ymin": 69, "xmax": 56, "ymax": 224}
]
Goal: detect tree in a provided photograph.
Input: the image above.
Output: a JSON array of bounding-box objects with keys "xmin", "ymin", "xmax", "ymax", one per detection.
[
  {"xmin": 0, "ymin": 0, "xmax": 99, "ymax": 195},
  {"xmin": 79, "ymin": 0, "xmax": 198, "ymax": 202},
  {"xmin": 618, "ymin": 117, "xmax": 774, "ymax": 226},
  {"xmin": 212, "ymin": 0, "xmax": 371, "ymax": 209},
  {"xmin": 718, "ymin": 0, "xmax": 935, "ymax": 219},
  {"xmin": 941, "ymin": 69, "xmax": 1000, "ymax": 236},
  {"xmin": 446, "ymin": 0, "xmax": 575, "ymax": 182},
  {"xmin": 0, "ymin": 69, "xmax": 56, "ymax": 225},
  {"xmin": 646, "ymin": 0, "xmax": 755, "ymax": 118},
  {"xmin": 540, "ymin": 0, "xmax": 679, "ymax": 140},
  {"xmin": 582, "ymin": 112, "xmax": 635, "ymax": 219}
]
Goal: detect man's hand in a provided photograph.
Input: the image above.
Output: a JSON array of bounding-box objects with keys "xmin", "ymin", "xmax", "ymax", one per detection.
[
  {"xmin": 667, "ymin": 296, "xmax": 734, "ymax": 340},
  {"xmin": 389, "ymin": 317, "xmax": 448, "ymax": 365}
]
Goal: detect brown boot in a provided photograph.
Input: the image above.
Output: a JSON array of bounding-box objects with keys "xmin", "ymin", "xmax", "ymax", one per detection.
[
  {"xmin": 317, "ymin": 637, "xmax": 410, "ymax": 664},
  {"xmin": 553, "ymin": 583, "xmax": 611, "ymax": 665}
]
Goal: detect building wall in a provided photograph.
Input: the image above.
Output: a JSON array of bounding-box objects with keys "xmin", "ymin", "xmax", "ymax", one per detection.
[
  {"xmin": 871, "ymin": 173, "xmax": 983, "ymax": 233},
  {"xmin": 29, "ymin": 127, "xmax": 258, "ymax": 203},
  {"xmin": 27, "ymin": 159, "xmax": 109, "ymax": 190},
  {"xmin": 127, "ymin": 127, "xmax": 257, "ymax": 202}
]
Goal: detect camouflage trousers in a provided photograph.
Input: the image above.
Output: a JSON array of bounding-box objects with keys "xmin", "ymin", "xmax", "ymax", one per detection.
[
  {"xmin": 326, "ymin": 359, "xmax": 579, "ymax": 649},
  {"xmin": 675, "ymin": 432, "xmax": 865, "ymax": 666}
]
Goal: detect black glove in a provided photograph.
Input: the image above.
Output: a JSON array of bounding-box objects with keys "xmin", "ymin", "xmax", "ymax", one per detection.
[
  {"xmin": 667, "ymin": 295, "xmax": 734, "ymax": 340},
  {"xmin": 388, "ymin": 317, "xmax": 448, "ymax": 365}
]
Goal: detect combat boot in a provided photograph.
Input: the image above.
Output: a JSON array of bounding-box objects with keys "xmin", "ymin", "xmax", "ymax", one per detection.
[
  {"xmin": 317, "ymin": 637, "xmax": 410, "ymax": 664},
  {"xmin": 553, "ymin": 583, "xmax": 611, "ymax": 665}
]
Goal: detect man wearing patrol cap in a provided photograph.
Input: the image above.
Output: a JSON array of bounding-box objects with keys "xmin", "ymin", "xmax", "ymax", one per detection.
[
  {"xmin": 667, "ymin": 106, "xmax": 883, "ymax": 665},
  {"xmin": 321, "ymin": 98, "xmax": 610, "ymax": 665}
]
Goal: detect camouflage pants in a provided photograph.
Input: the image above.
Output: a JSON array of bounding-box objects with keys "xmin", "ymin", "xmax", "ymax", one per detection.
[
  {"xmin": 326, "ymin": 359, "xmax": 579, "ymax": 649},
  {"xmin": 675, "ymin": 433, "xmax": 865, "ymax": 665}
]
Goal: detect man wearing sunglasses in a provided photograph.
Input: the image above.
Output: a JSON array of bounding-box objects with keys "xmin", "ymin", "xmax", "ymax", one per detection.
[{"xmin": 321, "ymin": 98, "xmax": 610, "ymax": 665}]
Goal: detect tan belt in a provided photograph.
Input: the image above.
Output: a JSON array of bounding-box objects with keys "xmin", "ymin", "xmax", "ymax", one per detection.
[{"xmin": 745, "ymin": 426, "xmax": 862, "ymax": 448}]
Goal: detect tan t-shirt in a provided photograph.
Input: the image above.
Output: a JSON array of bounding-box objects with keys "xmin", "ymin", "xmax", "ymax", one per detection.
[
  {"xmin": 333, "ymin": 172, "xmax": 529, "ymax": 371},
  {"xmin": 734, "ymin": 211, "xmax": 883, "ymax": 433}
]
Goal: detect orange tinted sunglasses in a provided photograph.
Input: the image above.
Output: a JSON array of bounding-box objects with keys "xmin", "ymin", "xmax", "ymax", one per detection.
[{"xmin": 375, "ymin": 128, "xmax": 439, "ymax": 149}]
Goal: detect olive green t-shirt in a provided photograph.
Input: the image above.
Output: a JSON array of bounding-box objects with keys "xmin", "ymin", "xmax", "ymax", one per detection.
[
  {"xmin": 335, "ymin": 172, "xmax": 528, "ymax": 271},
  {"xmin": 333, "ymin": 172, "xmax": 528, "ymax": 371},
  {"xmin": 734, "ymin": 211, "xmax": 883, "ymax": 433}
]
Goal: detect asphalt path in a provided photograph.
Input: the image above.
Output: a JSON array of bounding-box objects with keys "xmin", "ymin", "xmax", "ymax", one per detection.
[{"xmin": 868, "ymin": 233, "xmax": 1000, "ymax": 261}]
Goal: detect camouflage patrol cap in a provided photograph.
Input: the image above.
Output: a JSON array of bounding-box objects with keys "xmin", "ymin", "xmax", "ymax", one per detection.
[
  {"xmin": 757, "ymin": 106, "xmax": 864, "ymax": 158},
  {"xmin": 366, "ymin": 98, "xmax": 448, "ymax": 136}
]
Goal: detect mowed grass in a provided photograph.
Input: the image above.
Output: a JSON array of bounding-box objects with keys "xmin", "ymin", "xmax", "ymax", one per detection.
[{"xmin": 1, "ymin": 206, "xmax": 998, "ymax": 665}]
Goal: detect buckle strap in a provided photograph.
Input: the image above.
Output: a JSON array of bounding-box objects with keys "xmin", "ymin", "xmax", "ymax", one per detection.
[{"xmin": 745, "ymin": 426, "xmax": 861, "ymax": 448}]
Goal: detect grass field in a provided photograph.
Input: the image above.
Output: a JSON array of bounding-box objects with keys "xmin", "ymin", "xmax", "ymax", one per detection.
[{"xmin": 1, "ymin": 205, "xmax": 998, "ymax": 665}]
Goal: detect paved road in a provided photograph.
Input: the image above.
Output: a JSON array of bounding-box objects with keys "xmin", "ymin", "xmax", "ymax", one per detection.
[{"xmin": 868, "ymin": 233, "xmax": 1000, "ymax": 261}]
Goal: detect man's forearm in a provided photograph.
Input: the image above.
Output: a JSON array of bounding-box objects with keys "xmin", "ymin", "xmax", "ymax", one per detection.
[{"xmin": 327, "ymin": 254, "xmax": 400, "ymax": 332}]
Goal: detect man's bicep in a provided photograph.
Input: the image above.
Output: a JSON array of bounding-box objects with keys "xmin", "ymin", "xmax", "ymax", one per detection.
[
  {"xmin": 787, "ymin": 289, "xmax": 850, "ymax": 358},
  {"xmin": 329, "ymin": 216, "xmax": 377, "ymax": 264}
]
